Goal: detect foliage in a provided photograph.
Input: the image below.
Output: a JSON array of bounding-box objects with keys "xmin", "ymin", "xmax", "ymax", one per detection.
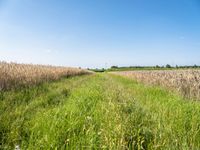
[
  {"xmin": 111, "ymin": 65, "xmax": 118, "ymax": 69},
  {"xmin": 166, "ymin": 64, "xmax": 171, "ymax": 68},
  {"xmin": 106, "ymin": 65, "xmax": 200, "ymax": 72},
  {"xmin": 0, "ymin": 62, "xmax": 91, "ymax": 91},
  {"xmin": 113, "ymin": 69, "xmax": 200, "ymax": 100},
  {"xmin": 1, "ymin": 73, "xmax": 200, "ymax": 149}
]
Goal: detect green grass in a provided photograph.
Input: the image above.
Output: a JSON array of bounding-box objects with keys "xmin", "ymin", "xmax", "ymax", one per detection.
[{"xmin": 1, "ymin": 73, "xmax": 200, "ymax": 149}]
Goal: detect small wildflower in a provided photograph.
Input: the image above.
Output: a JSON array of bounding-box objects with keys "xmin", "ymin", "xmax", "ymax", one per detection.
[
  {"xmin": 86, "ymin": 116, "xmax": 92, "ymax": 120},
  {"xmin": 15, "ymin": 145, "xmax": 20, "ymax": 150}
]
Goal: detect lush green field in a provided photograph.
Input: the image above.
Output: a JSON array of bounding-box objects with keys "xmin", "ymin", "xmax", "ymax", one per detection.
[{"xmin": 1, "ymin": 73, "xmax": 200, "ymax": 149}]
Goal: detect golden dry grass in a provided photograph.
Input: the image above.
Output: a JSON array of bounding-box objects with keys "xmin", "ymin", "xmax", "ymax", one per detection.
[
  {"xmin": 112, "ymin": 70, "xmax": 200, "ymax": 100},
  {"xmin": 0, "ymin": 62, "xmax": 91, "ymax": 90}
]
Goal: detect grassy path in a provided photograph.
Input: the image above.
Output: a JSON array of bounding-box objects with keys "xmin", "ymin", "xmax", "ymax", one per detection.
[{"xmin": 1, "ymin": 73, "xmax": 200, "ymax": 149}]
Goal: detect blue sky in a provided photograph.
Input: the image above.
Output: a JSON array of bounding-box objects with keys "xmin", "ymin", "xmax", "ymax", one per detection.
[{"xmin": 0, "ymin": 0, "xmax": 200, "ymax": 68}]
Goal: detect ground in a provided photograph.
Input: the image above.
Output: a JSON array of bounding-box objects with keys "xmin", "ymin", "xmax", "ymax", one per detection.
[{"xmin": 1, "ymin": 73, "xmax": 200, "ymax": 149}]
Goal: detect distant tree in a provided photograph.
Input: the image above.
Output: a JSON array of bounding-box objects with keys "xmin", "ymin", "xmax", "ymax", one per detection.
[
  {"xmin": 111, "ymin": 66, "xmax": 118, "ymax": 69},
  {"xmin": 166, "ymin": 64, "xmax": 171, "ymax": 68},
  {"xmin": 175, "ymin": 65, "xmax": 179, "ymax": 68},
  {"xmin": 193, "ymin": 64, "xmax": 198, "ymax": 68},
  {"xmin": 155, "ymin": 65, "xmax": 160, "ymax": 68}
]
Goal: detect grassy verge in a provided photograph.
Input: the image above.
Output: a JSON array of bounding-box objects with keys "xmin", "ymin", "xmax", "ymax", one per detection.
[
  {"xmin": 110, "ymin": 74, "xmax": 200, "ymax": 149},
  {"xmin": 1, "ymin": 73, "xmax": 200, "ymax": 149}
]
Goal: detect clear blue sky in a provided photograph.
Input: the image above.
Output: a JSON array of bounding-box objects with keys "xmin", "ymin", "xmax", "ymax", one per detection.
[{"xmin": 0, "ymin": 0, "xmax": 200, "ymax": 68}]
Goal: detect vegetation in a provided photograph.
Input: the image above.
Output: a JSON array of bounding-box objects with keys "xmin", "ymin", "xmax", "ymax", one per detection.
[
  {"xmin": 107, "ymin": 65, "xmax": 200, "ymax": 72},
  {"xmin": 88, "ymin": 64, "xmax": 200, "ymax": 72},
  {"xmin": 89, "ymin": 68, "xmax": 105, "ymax": 73},
  {"xmin": 1, "ymin": 73, "xmax": 200, "ymax": 149},
  {"xmin": 112, "ymin": 70, "xmax": 200, "ymax": 100},
  {"xmin": 0, "ymin": 62, "xmax": 91, "ymax": 91}
]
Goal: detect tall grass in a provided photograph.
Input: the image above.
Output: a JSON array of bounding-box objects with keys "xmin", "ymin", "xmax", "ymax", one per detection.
[
  {"xmin": 1, "ymin": 73, "xmax": 200, "ymax": 149},
  {"xmin": 112, "ymin": 70, "xmax": 200, "ymax": 100},
  {"xmin": 0, "ymin": 62, "xmax": 91, "ymax": 91},
  {"xmin": 111, "ymin": 74, "xmax": 200, "ymax": 149}
]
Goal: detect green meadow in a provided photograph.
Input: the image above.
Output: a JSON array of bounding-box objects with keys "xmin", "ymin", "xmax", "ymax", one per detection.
[{"xmin": 1, "ymin": 73, "xmax": 200, "ymax": 149}]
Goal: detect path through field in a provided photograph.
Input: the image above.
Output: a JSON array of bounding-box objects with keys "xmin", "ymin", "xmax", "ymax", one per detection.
[{"xmin": 1, "ymin": 73, "xmax": 200, "ymax": 149}]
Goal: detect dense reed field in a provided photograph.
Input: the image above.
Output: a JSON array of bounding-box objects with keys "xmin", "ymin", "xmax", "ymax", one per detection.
[
  {"xmin": 0, "ymin": 62, "xmax": 90, "ymax": 91},
  {"xmin": 112, "ymin": 70, "xmax": 200, "ymax": 100},
  {"xmin": 1, "ymin": 73, "xmax": 200, "ymax": 149}
]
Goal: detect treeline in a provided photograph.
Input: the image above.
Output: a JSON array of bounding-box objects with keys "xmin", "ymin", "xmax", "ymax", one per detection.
[
  {"xmin": 89, "ymin": 64, "xmax": 200, "ymax": 72},
  {"xmin": 110, "ymin": 64, "xmax": 200, "ymax": 69}
]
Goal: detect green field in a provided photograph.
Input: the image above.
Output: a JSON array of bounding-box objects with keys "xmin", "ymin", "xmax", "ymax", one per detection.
[{"xmin": 1, "ymin": 73, "xmax": 200, "ymax": 149}]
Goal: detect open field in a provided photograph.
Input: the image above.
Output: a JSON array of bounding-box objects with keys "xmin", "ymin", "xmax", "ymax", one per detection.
[
  {"xmin": 112, "ymin": 70, "xmax": 200, "ymax": 100},
  {"xmin": 0, "ymin": 62, "xmax": 91, "ymax": 91},
  {"xmin": 1, "ymin": 72, "xmax": 200, "ymax": 149},
  {"xmin": 1, "ymin": 0, "xmax": 199, "ymax": 149}
]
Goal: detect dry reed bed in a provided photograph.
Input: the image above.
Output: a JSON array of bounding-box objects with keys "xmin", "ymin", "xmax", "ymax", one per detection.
[
  {"xmin": 0, "ymin": 62, "xmax": 91, "ymax": 90},
  {"xmin": 112, "ymin": 70, "xmax": 200, "ymax": 100}
]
